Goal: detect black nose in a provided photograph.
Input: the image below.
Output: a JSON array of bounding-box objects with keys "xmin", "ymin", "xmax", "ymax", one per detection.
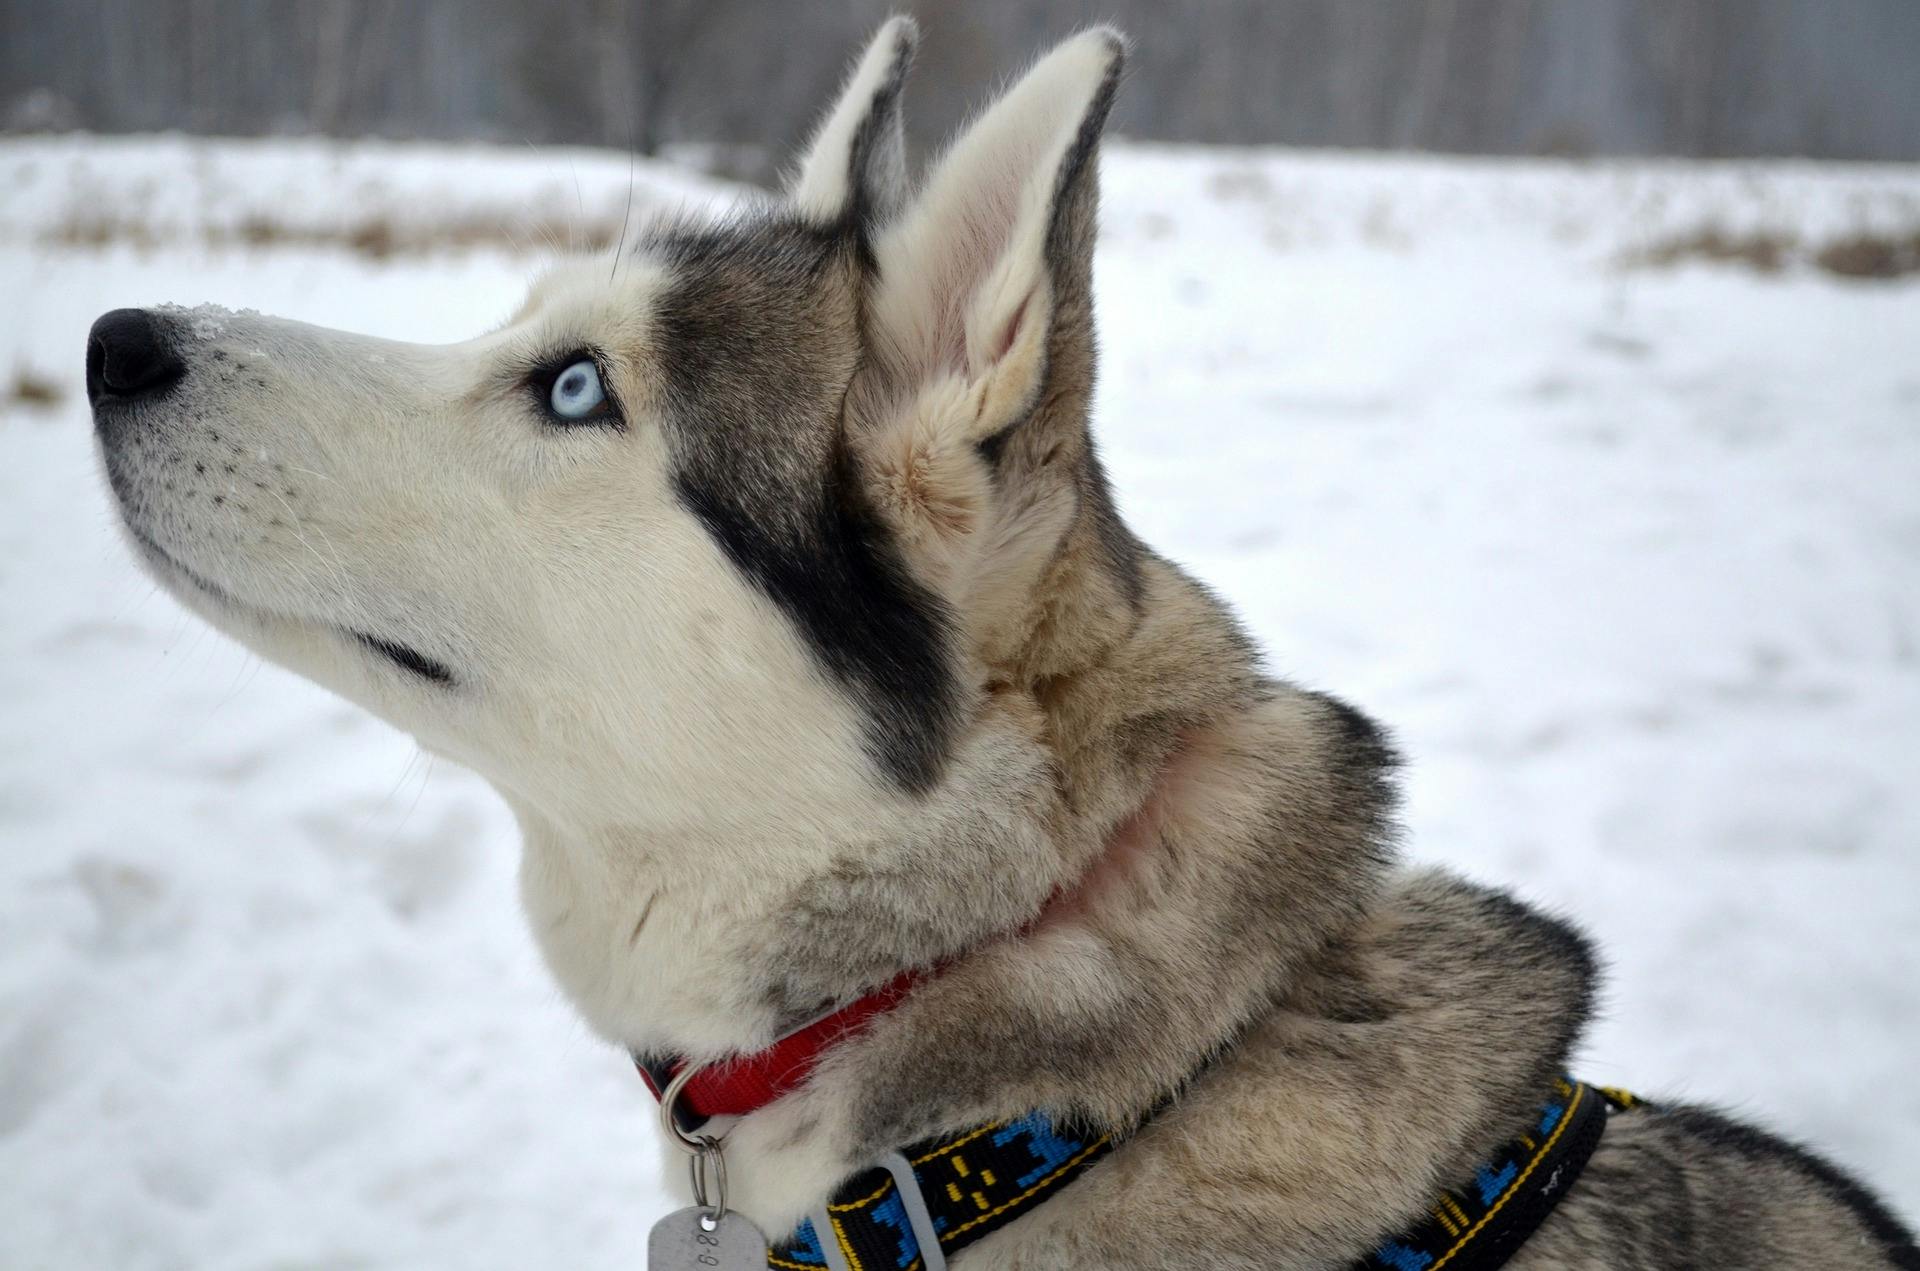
[{"xmin": 87, "ymin": 309, "xmax": 185, "ymax": 404}]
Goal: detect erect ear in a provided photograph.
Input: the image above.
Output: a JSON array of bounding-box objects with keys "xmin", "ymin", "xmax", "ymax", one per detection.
[
  {"xmin": 866, "ymin": 28, "xmax": 1124, "ymax": 448},
  {"xmin": 787, "ymin": 15, "xmax": 918, "ymax": 229},
  {"xmin": 855, "ymin": 30, "xmax": 1132, "ymax": 671}
]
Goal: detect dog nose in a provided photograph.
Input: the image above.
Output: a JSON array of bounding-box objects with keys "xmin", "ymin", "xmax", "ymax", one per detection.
[{"xmin": 87, "ymin": 308, "xmax": 185, "ymax": 404}]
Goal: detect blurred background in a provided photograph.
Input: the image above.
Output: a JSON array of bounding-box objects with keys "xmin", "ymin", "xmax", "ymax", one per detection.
[
  {"xmin": 2, "ymin": 2, "xmax": 1917, "ymax": 1268},
  {"xmin": 7, "ymin": 0, "xmax": 1920, "ymax": 168}
]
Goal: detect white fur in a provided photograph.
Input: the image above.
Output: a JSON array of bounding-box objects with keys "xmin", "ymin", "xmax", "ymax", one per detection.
[
  {"xmin": 116, "ymin": 265, "xmax": 944, "ymax": 1056},
  {"xmin": 105, "ymin": 28, "xmax": 1132, "ymax": 1235},
  {"xmin": 868, "ymin": 28, "xmax": 1121, "ymax": 393},
  {"xmin": 788, "ymin": 15, "xmax": 916, "ymax": 222},
  {"xmin": 855, "ymin": 30, "xmax": 1122, "ymax": 660}
]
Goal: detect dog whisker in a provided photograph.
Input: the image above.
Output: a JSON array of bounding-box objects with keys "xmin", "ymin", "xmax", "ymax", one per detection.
[{"xmin": 627, "ymin": 891, "xmax": 658, "ymax": 947}]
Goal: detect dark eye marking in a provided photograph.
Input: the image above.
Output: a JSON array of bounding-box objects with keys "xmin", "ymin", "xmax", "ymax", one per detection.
[
  {"xmin": 526, "ymin": 349, "xmax": 624, "ymax": 429},
  {"xmin": 353, "ymin": 632, "xmax": 456, "ymax": 685}
]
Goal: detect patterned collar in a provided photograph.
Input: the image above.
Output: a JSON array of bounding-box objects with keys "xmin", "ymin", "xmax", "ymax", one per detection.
[{"xmin": 764, "ymin": 1077, "xmax": 1640, "ymax": 1271}]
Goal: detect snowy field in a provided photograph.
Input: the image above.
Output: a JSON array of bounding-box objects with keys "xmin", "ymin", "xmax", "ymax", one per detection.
[{"xmin": 2, "ymin": 135, "xmax": 1917, "ymax": 1267}]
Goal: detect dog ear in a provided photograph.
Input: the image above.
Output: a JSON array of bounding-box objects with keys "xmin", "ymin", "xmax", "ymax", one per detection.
[
  {"xmin": 788, "ymin": 15, "xmax": 918, "ymax": 229},
  {"xmin": 856, "ymin": 30, "xmax": 1134, "ymax": 675},
  {"xmin": 867, "ymin": 27, "xmax": 1123, "ymax": 447}
]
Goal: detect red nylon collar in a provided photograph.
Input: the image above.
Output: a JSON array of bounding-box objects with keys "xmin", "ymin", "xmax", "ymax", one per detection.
[
  {"xmin": 632, "ymin": 863, "xmax": 1095, "ymax": 1125},
  {"xmin": 634, "ymin": 966, "xmax": 926, "ymax": 1125}
]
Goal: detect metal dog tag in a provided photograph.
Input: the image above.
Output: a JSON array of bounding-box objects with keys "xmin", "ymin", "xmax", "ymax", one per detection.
[{"xmin": 647, "ymin": 1206, "xmax": 768, "ymax": 1269}]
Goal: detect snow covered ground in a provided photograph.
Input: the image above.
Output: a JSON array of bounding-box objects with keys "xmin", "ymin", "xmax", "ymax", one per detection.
[{"xmin": 2, "ymin": 135, "xmax": 1917, "ymax": 1267}]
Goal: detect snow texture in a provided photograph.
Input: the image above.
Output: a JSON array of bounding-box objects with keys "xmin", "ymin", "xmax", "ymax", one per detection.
[{"xmin": 2, "ymin": 136, "xmax": 1916, "ymax": 1267}]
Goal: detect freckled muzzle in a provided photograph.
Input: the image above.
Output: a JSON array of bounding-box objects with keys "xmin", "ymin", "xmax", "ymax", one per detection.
[
  {"xmin": 90, "ymin": 307, "xmax": 290, "ymax": 535},
  {"xmin": 86, "ymin": 303, "xmax": 464, "ymax": 689}
]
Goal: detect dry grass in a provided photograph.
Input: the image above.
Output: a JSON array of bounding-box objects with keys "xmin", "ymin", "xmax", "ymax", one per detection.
[
  {"xmin": 1813, "ymin": 231, "xmax": 1920, "ymax": 280},
  {"xmin": 7, "ymin": 366, "xmax": 64, "ymax": 410},
  {"xmin": 38, "ymin": 199, "xmax": 1920, "ymax": 281},
  {"xmin": 44, "ymin": 212, "xmax": 628, "ymax": 261},
  {"xmin": 1628, "ymin": 226, "xmax": 1797, "ymax": 274},
  {"xmin": 1628, "ymin": 225, "xmax": 1920, "ymax": 280}
]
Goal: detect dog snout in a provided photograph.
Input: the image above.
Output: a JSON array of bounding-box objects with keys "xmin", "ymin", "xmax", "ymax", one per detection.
[{"xmin": 86, "ymin": 308, "xmax": 186, "ymax": 411}]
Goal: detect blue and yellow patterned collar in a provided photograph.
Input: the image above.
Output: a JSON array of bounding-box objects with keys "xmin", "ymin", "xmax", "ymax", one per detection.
[{"xmin": 766, "ymin": 1078, "xmax": 1640, "ymax": 1271}]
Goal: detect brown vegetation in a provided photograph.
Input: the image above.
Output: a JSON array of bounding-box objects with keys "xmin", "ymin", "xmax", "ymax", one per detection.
[
  {"xmin": 1813, "ymin": 231, "xmax": 1920, "ymax": 280},
  {"xmin": 1628, "ymin": 225, "xmax": 1920, "ymax": 280},
  {"xmin": 1630, "ymin": 227, "xmax": 1796, "ymax": 274},
  {"xmin": 7, "ymin": 366, "xmax": 63, "ymax": 409},
  {"xmin": 44, "ymin": 213, "xmax": 626, "ymax": 261}
]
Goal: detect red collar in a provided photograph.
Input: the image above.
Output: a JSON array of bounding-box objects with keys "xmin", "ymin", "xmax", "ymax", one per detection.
[
  {"xmin": 633, "ymin": 966, "xmax": 926, "ymax": 1126},
  {"xmin": 631, "ymin": 746, "xmax": 1180, "ymax": 1126},
  {"xmin": 632, "ymin": 863, "xmax": 1101, "ymax": 1126}
]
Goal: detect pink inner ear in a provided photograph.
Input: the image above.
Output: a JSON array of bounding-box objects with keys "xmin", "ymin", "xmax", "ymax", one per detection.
[
  {"xmin": 967, "ymin": 293, "xmax": 1044, "ymax": 383},
  {"xmin": 923, "ymin": 178, "xmax": 1032, "ymax": 380},
  {"xmin": 988, "ymin": 294, "xmax": 1031, "ymax": 369}
]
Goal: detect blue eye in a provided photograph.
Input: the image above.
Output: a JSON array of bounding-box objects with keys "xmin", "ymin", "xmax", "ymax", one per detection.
[{"xmin": 549, "ymin": 359, "xmax": 606, "ymax": 419}]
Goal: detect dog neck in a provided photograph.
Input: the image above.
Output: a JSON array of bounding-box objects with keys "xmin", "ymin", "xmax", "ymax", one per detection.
[
  {"xmin": 504, "ymin": 710, "xmax": 1158, "ymax": 1062},
  {"xmin": 506, "ymin": 558, "xmax": 1417, "ymax": 1231},
  {"xmin": 627, "ymin": 764, "xmax": 1219, "ymax": 1128}
]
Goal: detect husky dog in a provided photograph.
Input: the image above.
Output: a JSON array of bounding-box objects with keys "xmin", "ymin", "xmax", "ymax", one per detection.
[{"xmin": 89, "ymin": 19, "xmax": 1914, "ymax": 1270}]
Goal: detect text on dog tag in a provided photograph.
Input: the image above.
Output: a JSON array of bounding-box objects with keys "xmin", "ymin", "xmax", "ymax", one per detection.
[{"xmin": 647, "ymin": 1206, "xmax": 768, "ymax": 1269}]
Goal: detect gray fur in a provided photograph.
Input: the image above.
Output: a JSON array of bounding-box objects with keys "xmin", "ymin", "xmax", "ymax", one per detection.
[
  {"xmin": 90, "ymin": 20, "xmax": 1917, "ymax": 1270},
  {"xmin": 647, "ymin": 213, "xmax": 965, "ymax": 792},
  {"xmin": 697, "ymin": 27, "xmax": 1918, "ymax": 1269},
  {"xmin": 836, "ymin": 17, "xmax": 916, "ymax": 232}
]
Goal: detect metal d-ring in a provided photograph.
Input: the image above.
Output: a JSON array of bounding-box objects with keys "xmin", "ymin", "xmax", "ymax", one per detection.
[
  {"xmin": 658, "ymin": 1063, "xmax": 729, "ymax": 1225},
  {"xmin": 657, "ymin": 1063, "xmax": 711, "ymax": 1154},
  {"xmin": 688, "ymin": 1135, "xmax": 729, "ymax": 1226}
]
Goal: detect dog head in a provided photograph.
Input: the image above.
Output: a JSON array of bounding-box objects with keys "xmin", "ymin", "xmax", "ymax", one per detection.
[{"xmin": 92, "ymin": 24, "xmax": 1137, "ymax": 1037}]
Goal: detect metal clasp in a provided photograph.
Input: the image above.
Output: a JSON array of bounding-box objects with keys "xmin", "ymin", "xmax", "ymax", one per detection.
[{"xmin": 660, "ymin": 1063, "xmax": 731, "ymax": 1228}]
